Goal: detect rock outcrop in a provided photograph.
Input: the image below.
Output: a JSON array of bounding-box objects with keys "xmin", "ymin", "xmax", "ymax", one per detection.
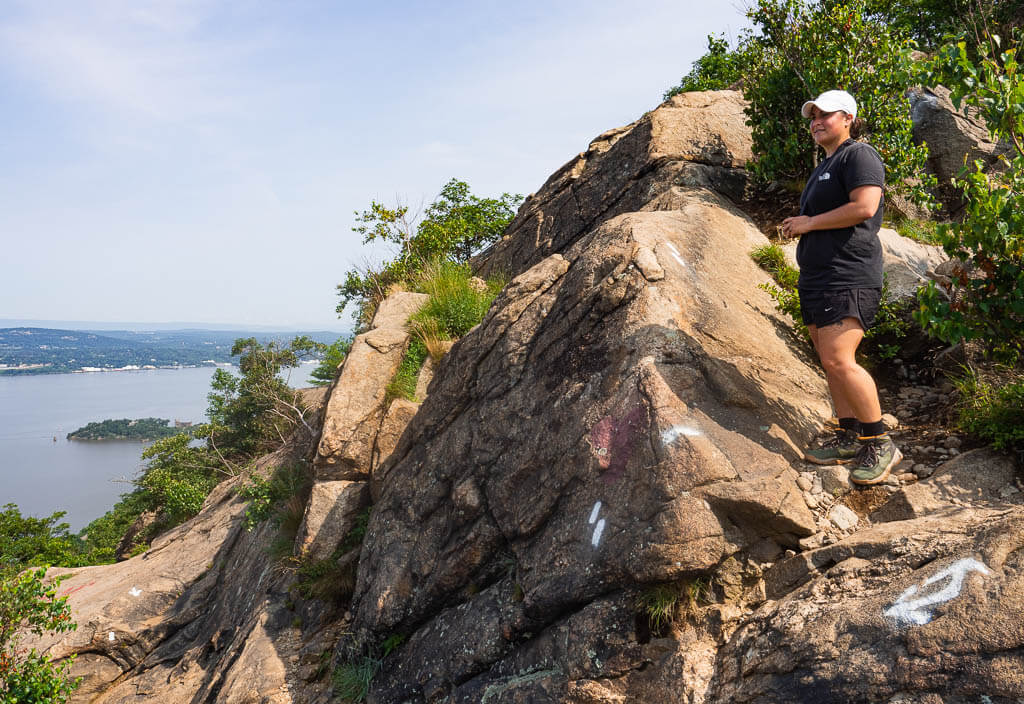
[
  {"xmin": 346, "ymin": 91, "xmax": 1023, "ymax": 702},
  {"xmin": 27, "ymin": 389, "xmax": 339, "ymax": 703},
  {"xmin": 30, "ymin": 90, "xmax": 1024, "ymax": 704},
  {"xmin": 909, "ymin": 85, "xmax": 1014, "ymax": 216},
  {"xmin": 297, "ymin": 291, "xmax": 426, "ymax": 558},
  {"xmin": 348, "ymin": 91, "xmax": 832, "ymax": 700}
]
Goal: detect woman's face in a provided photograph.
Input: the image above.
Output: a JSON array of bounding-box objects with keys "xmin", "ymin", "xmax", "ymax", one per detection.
[{"xmin": 808, "ymin": 107, "xmax": 852, "ymax": 149}]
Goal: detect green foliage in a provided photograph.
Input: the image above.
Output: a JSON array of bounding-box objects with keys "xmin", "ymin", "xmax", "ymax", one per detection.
[
  {"xmin": 330, "ymin": 631, "xmax": 403, "ymax": 703},
  {"xmin": 332, "ymin": 658, "xmax": 377, "ymax": 702},
  {"xmin": 66, "ymin": 417, "xmax": 184, "ymax": 441},
  {"xmin": 952, "ymin": 367, "xmax": 1024, "ymax": 455},
  {"xmin": 636, "ymin": 584, "xmax": 681, "ymax": 631},
  {"xmin": 309, "ymin": 336, "xmax": 353, "ymax": 387},
  {"xmin": 0, "ymin": 507, "xmax": 77, "ymax": 573},
  {"xmin": 742, "ymin": 0, "xmax": 934, "ymax": 206},
  {"xmin": 750, "ymin": 245, "xmax": 909, "ymax": 357},
  {"xmin": 410, "ymin": 260, "xmax": 504, "ymax": 338},
  {"xmin": 0, "ymin": 568, "xmax": 79, "ymax": 703},
  {"xmin": 336, "ymin": 179, "xmax": 521, "ymax": 328},
  {"xmin": 238, "ymin": 463, "xmax": 311, "ymax": 532},
  {"xmin": 382, "ymin": 260, "xmax": 504, "ymax": 402},
  {"xmin": 862, "ymin": 278, "xmax": 912, "ymax": 360},
  {"xmin": 664, "ymin": 33, "xmax": 756, "ymax": 98},
  {"xmin": 833, "ymin": 0, "xmax": 1024, "ymax": 51},
  {"xmin": 207, "ymin": 336, "xmax": 321, "ymax": 457},
  {"xmin": 137, "ymin": 430, "xmax": 221, "ymax": 525},
  {"xmin": 751, "ymin": 244, "xmax": 806, "ymax": 337},
  {"xmin": 887, "ymin": 217, "xmax": 942, "ymax": 245},
  {"xmin": 385, "ymin": 340, "xmax": 428, "ymax": 403},
  {"xmin": 915, "ymin": 34, "xmax": 1024, "ymax": 362}
]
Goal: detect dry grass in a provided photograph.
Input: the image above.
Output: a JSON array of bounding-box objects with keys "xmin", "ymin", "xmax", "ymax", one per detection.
[{"xmin": 408, "ymin": 318, "xmax": 450, "ymax": 362}]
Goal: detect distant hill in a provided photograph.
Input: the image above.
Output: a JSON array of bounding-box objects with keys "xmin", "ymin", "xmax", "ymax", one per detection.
[{"xmin": 0, "ymin": 327, "xmax": 345, "ymax": 375}]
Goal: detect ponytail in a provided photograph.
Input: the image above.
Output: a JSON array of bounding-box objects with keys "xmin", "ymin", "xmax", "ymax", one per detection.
[{"xmin": 850, "ymin": 116, "xmax": 867, "ymax": 139}]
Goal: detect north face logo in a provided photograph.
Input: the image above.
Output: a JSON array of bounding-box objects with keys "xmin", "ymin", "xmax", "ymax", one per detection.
[{"xmin": 818, "ymin": 172, "xmax": 831, "ymax": 181}]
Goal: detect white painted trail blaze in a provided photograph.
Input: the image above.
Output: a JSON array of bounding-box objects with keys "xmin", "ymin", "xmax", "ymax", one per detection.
[
  {"xmin": 588, "ymin": 501, "xmax": 606, "ymax": 547},
  {"xmin": 128, "ymin": 586, "xmax": 142, "ymax": 597},
  {"xmin": 664, "ymin": 241, "xmax": 687, "ymax": 268},
  {"xmin": 884, "ymin": 557, "xmax": 992, "ymax": 627},
  {"xmin": 661, "ymin": 425, "xmax": 701, "ymax": 445}
]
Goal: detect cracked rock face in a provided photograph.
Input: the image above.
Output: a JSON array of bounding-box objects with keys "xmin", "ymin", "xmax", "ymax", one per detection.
[
  {"xmin": 715, "ymin": 506, "xmax": 1024, "ymax": 703},
  {"xmin": 350, "ymin": 92, "xmax": 834, "ymax": 701}
]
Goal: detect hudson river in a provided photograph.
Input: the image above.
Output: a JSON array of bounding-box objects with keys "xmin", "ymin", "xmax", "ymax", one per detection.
[{"xmin": 0, "ymin": 364, "xmax": 316, "ymax": 530}]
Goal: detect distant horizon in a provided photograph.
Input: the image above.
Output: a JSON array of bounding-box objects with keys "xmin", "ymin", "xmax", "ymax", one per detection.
[{"xmin": 0, "ymin": 318, "xmax": 352, "ymax": 333}]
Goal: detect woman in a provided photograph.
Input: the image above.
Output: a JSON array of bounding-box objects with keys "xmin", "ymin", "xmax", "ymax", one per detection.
[{"xmin": 781, "ymin": 89, "xmax": 902, "ymax": 485}]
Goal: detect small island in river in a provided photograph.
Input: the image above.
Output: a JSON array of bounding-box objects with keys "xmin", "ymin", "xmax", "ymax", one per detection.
[{"xmin": 67, "ymin": 417, "xmax": 191, "ymax": 441}]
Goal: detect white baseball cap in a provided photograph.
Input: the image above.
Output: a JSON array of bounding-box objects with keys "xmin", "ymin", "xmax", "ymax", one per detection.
[{"xmin": 801, "ymin": 90, "xmax": 857, "ymax": 118}]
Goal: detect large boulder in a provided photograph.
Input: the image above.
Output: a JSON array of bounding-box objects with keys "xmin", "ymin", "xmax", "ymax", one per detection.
[
  {"xmin": 314, "ymin": 291, "xmax": 427, "ymax": 478},
  {"xmin": 347, "ymin": 92, "xmax": 835, "ymax": 701},
  {"xmin": 909, "ymin": 85, "xmax": 1013, "ymax": 217}
]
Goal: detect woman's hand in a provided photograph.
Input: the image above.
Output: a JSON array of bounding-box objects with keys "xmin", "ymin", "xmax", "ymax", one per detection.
[{"xmin": 781, "ymin": 215, "xmax": 814, "ymax": 237}]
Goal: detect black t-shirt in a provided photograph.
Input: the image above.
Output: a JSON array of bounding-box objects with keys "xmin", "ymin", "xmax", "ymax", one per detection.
[{"xmin": 796, "ymin": 139, "xmax": 885, "ymax": 290}]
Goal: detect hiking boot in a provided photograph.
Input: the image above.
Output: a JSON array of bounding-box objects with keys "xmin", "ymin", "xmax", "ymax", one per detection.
[
  {"xmin": 804, "ymin": 428, "xmax": 860, "ymax": 465},
  {"xmin": 849, "ymin": 435, "xmax": 903, "ymax": 485}
]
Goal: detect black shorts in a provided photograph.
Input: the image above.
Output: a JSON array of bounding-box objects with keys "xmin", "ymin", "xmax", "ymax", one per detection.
[{"xmin": 799, "ymin": 287, "xmax": 882, "ymax": 330}]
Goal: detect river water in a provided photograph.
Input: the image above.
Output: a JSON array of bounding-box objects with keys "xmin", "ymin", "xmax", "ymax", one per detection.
[{"xmin": 0, "ymin": 364, "xmax": 317, "ymax": 531}]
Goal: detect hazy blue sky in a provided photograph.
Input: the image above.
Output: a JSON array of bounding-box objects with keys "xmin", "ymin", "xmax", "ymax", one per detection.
[{"xmin": 1, "ymin": 1, "xmax": 751, "ymax": 331}]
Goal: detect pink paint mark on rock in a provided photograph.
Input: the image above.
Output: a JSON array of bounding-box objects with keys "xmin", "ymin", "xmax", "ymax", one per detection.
[
  {"xmin": 60, "ymin": 580, "xmax": 96, "ymax": 598},
  {"xmin": 591, "ymin": 403, "xmax": 648, "ymax": 483},
  {"xmin": 590, "ymin": 417, "xmax": 613, "ymax": 469}
]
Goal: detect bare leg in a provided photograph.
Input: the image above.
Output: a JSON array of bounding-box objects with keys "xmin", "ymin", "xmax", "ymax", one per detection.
[{"xmin": 809, "ymin": 318, "xmax": 881, "ymax": 422}]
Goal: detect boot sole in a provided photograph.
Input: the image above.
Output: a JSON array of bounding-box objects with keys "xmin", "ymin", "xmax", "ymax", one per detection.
[
  {"xmin": 850, "ymin": 449, "xmax": 903, "ymax": 486},
  {"xmin": 803, "ymin": 454, "xmax": 855, "ymax": 466}
]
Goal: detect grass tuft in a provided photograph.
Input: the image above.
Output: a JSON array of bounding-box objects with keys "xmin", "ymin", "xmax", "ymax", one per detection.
[
  {"xmin": 410, "ymin": 259, "xmax": 504, "ymax": 338},
  {"xmin": 887, "ymin": 217, "xmax": 942, "ymax": 245},
  {"xmin": 952, "ymin": 366, "xmax": 1024, "ymax": 457},
  {"xmin": 333, "ymin": 658, "xmax": 377, "ymax": 702}
]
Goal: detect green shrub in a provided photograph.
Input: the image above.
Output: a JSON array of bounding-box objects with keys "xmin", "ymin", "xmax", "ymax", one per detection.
[
  {"xmin": 310, "ymin": 336, "xmax": 353, "ymax": 387},
  {"xmin": 0, "ymin": 568, "xmax": 79, "ymax": 703},
  {"xmin": 0, "ymin": 506, "xmax": 78, "ymax": 572},
  {"xmin": 952, "ymin": 368, "xmax": 1024, "ymax": 455},
  {"xmin": 337, "ymin": 179, "xmax": 521, "ymax": 328},
  {"xmin": 915, "ymin": 35, "xmax": 1024, "ymax": 362},
  {"xmin": 742, "ymin": 0, "xmax": 934, "ymax": 207},
  {"xmin": 238, "ymin": 463, "xmax": 311, "ymax": 532},
  {"xmin": 664, "ymin": 33, "xmax": 757, "ymax": 98},
  {"xmin": 751, "ymin": 244, "xmax": 806, "ymax": 337}
]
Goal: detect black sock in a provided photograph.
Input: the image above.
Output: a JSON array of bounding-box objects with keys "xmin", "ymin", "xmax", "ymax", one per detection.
[
  {"xmin": 838, "ymin": 417, "xmax": 861, "ymax": 435},
  {"xmin": 860, "ymin": 419, "xmax": 886, "ymax": 437}
]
